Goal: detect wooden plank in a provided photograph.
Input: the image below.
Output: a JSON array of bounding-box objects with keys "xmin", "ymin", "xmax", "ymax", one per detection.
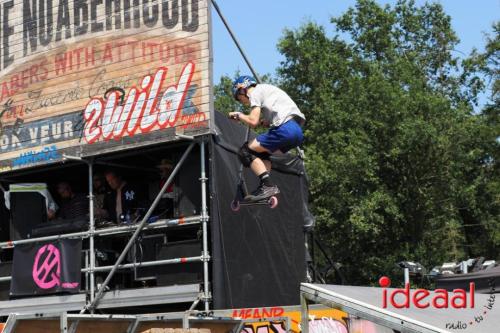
[
  {"xmin": 137, "ymin": 322, "xmax": 237, "ymax": 333},
  {"xmin": 1, "ymin": 0, "xmax": 209, "ymax": 28},
  {"xmin": 0, "ymin": 102, "xmax": 211, "ymax": 159},
  {"xmin": 2, "ymin": 15, "xmax": 210, "ymax": 63},
  {"xmin": 140, "ymin": 329, "xmax": 211, "ymax": 333},
  {"xmin": 2, "ymin": 31, "xmax": 210, "ymax": 83},
  {"xmin": 12, "ymin": 319, "xmax": 131, "ymax": 333},
  {"xmin": 0, "ymin": 0, "xmax": 209, "ymax": 72},
  {"xmin": 1, "ymin": 32, "xmax": 210, "ymax": 110},
  {"xmin": 1, "ymin": 63, "xmax": 211, "ymax": 123}
]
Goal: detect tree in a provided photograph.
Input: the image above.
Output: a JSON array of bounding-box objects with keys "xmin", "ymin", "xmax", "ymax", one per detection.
[
  {"xmin": 213, "ymin": 73, "xmax": 276, "ymax": 115},
  {"xmin": 274, "ymin": 0, "xmax": 499, "ymax": 285},
  {"xmin": 459, "ymin": 22, "xmax": 500, "ymax": 258},
  {"xmin": 213, "ymin": 0, "xmax": 499, "ymax": 286},
  {"xmin": 214, "ymin": 75, "xmax": 243, "ymax": 115}
]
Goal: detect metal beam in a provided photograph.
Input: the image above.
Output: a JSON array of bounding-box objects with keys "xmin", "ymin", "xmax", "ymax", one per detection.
[
  {"xmin": 81, "ymin": 142, "xmax": 196, "ymax": 313},
  {"xmin": 301, "ymin": 292, "xmax": 309, "ymax": 333},
  {"xmin": 84, "ymin": 256, "xmax": 203, "ymax": 272},
  {"xmin": 0, "ymin": 294, "xmax": 86, "ymax": 316},
  {"xmin": 208, "ymin": 0, "xmax": 261, "ymax": 82},
  {"xmin": 300, "ymin": 283, "xmax": 448, "ymax": 333},
  {"xmin": 60, "ymin": 312, "xmax": 68, "ymax": 333},
  {"xmin": 199, "ymin": 140, "xmax": 211, "ymax": 311},
  {"xmin": 0, "ymin": 216, "xmax": 202, "ymax": 250},
  {"xmin": 87, "ymin": 161, "xmax": 96, "ymax": 308},
  {"xmin": 2, "ymin": 314, "xmax": 18, "ymax": 333}
]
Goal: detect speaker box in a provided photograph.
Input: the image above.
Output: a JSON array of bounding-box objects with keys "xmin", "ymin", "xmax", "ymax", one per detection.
[
  {"xmin": 134, "ymin": 235, "xmax": 202, "ymax": 286},
  {"xmin": 175, "ymin": 150, "xmax": 202, "ymax": 217},
  {"xmin": 10, "ymin": 192, "xmax": 47, "ymax": 240},
  {"xmin": 0, "ymin": 261, "xmax": 12, "ymax": 300}
]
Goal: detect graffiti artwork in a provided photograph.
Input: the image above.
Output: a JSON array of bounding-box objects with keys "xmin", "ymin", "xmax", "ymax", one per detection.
[
  {"xmin": 229, "ymin": 306, "xmax": 393, "ymax": 333},
  {"xmin": 0, "ymin": 0, "xmax": 212, "ymax": 172},
  {"xmin": 231, "ymin": 307, "xmax": 348, "ymax": 333}
]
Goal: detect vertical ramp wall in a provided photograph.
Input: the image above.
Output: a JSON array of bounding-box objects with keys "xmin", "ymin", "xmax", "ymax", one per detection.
[{"xmin": 210, "ymin": 111, "xmax": 308, "ymax": 309}]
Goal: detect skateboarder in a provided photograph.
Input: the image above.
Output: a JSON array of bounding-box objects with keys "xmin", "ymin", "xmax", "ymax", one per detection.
[{"xmin": 229, "ymin": 75, "xmax": 305, "ymax": 201}]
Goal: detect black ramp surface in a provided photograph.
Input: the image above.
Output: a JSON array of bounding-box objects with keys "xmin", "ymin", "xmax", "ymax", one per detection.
[{"xmin": 210, "ymin": 111, "xmax": 310, "ymax": 309}]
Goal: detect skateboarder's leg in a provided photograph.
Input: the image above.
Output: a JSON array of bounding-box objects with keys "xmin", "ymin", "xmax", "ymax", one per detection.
[
  {"xmin": 248, "ymin": 140, "xmax": 272, "ymax": 174},
  {"xmin": 245, "ymin": 139, "xmax": 279, "ymax": 200}
]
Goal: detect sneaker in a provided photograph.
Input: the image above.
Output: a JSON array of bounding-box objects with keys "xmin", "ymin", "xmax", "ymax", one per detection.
[{"xmin": 245, "ymin": 184, "xmax": 280, "ymax": 201}]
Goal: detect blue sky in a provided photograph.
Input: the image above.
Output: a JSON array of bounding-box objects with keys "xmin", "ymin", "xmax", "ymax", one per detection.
[{"xmin": 211, "ymin": 0, "xmax": 499, "ymax": 83}]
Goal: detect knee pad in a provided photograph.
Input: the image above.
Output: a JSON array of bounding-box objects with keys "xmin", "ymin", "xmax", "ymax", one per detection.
[
  {"xmin": 253, "ymin": 150, "xmax": 271, "ymax": 161},
  {"xmin": 238, "ymin": 143, "xmax": 254, "ymax": 167},
  {"xmin": 238, "ymin": 143, "xmax": 271, "ymax": 167}
]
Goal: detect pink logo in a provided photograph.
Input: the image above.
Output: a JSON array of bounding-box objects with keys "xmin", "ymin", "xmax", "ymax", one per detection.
[
  {"xmin": 32, "ymin": 243, "xmax": 80, "ymax": 290},
  {"xmin": 32, "ymin": 244, "xmax": 61, "ymax": 289}
]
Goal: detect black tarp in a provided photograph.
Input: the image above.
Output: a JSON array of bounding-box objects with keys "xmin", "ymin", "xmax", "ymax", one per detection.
[
  {"xmin": 210, "ymin": 111, "xmax": 312, "ymax": 309},
  {"xmin": 10, "ymin": 239, "xmax": 82, "ymax": 297}
]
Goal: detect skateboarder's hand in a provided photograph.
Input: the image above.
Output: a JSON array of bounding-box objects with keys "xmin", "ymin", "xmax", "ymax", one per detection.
[{"xmin": 229, "ymin": 112, "xmax": 241, "ymax": 121}]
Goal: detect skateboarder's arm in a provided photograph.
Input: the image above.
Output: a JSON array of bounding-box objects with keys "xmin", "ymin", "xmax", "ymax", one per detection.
[{"xmin": 232, "ymin": 107, "xmax": 261, "ymax": 128}]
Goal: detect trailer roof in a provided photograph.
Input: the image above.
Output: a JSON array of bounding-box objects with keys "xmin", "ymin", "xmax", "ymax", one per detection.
[{"xmin": 301, "ymin": 283, "xmax": 498, "ymax": 333}]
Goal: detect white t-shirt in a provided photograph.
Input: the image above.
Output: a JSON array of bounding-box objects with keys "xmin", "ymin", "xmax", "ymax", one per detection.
[{"xmin": 248, "ymin": 84, "xmax": 305, "ymax": 127}]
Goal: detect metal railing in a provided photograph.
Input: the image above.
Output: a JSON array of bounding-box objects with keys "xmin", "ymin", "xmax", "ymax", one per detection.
[{"xmin": 0, "ymin": 140, "xmax": 212, "ymax": 313}]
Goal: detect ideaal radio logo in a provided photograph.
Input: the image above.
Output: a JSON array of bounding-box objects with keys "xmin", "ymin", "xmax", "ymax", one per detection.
[{"xmin": 378, "ymin": 276, "xmax": 496, "ymax": 330}]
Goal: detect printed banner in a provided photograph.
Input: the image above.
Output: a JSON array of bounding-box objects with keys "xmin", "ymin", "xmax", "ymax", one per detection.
[
  {"xmin": 10, "ymin": 239, "xmax": 82, "ymax": 296},
  {"xmin": 0, "ymin": 0, "xmax": 212, "ymax": 172}
]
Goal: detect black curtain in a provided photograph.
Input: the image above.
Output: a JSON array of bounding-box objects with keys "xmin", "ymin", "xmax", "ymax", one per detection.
[{"xmin": 210, "ymin": 111, "xmax": 310, "ymax": 309}]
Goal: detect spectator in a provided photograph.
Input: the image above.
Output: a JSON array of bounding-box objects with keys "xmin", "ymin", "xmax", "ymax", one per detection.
[
  {"xmin": 55, "ymin": 182, "xmax": 89, "ymax": 220},
  {"xmin": 103, "ymin": 170, "xmax": 140, "ymax": 223}
]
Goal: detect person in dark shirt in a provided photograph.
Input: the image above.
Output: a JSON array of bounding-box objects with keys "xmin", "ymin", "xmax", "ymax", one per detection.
[
  {"xmin": 56, "ymin": 182, "xmax": 89, "ymax": 220},
  {"xmin": 156, "ymin": 158, "xmax": 175, "ymax": 218},
  {"xmin": 103, "ymin": 170, "xmax": 140, "ymax": 224},
  {"xmin": 93, "ymin": 173, "xmax": 110, "ymax": 223},
  {"xmin": 158, "ymin": 158, "xmax": 175, "ymax": 193}
]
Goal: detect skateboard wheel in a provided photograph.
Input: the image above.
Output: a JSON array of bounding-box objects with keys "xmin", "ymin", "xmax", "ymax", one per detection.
[
  {"xmin": 269, "ymin": 196, "xmax": 278, "ymax": 209},
  {"xmin": 231, "ymin": 200, "xmax": 240, "ymax": 212}
]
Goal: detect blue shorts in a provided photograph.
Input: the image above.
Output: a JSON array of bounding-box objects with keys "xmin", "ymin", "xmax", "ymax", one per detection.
[{"xmin": 256, "ymin": 120, "xmax": 304, "ymax": 153}]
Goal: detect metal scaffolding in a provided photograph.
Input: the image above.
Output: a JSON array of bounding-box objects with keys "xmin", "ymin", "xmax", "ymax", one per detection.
[
  {"xmin": 0, "ymin": 0, "xmax": 278, "ymax": 318},
  {"xmin": 0, "ymin": 138, "xmax": 213, "ymax": 314}
]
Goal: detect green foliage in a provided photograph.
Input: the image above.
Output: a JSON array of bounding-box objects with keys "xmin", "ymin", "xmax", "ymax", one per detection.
[
  {"xmin": 213, "ymin": 73, "xmax": 276, "ymax": 133},
  {"xmin": 214, "ymin": 0, "xmax": 499, "ymax": 285},
  {"xmin": 214, "ymin": 75, "xmax": 243, "ymax": 115}
]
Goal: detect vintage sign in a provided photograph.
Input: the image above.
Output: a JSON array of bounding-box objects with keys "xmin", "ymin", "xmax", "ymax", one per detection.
[{"xmin": 0, "ymin": 0, "xmax": 212, "ymax": 172}]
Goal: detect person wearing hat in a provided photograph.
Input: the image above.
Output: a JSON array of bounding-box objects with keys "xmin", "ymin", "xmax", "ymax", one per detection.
[
  {"xmin": 156, "ymin": 158, "xmax": 175, "ymax": 217},
  {"xmin": 103, "ymin": 170, "xmax": 141, "ymax": 224},
  {"xmin": 229, "ymin": 75, "xmax": 305, "ymax": 200},
  {"xmin": 158, "ymin": 158, "xmax": 175, "ymax": 194},
  {"xmin": 93, "ymin": 173, "xmax": 111, "ymax": 224}
]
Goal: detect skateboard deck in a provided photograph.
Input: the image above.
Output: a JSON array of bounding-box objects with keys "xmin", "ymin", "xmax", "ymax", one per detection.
[{"xmin": 231, "ymin": 195, "xmax": 278, "ymax": 211}]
